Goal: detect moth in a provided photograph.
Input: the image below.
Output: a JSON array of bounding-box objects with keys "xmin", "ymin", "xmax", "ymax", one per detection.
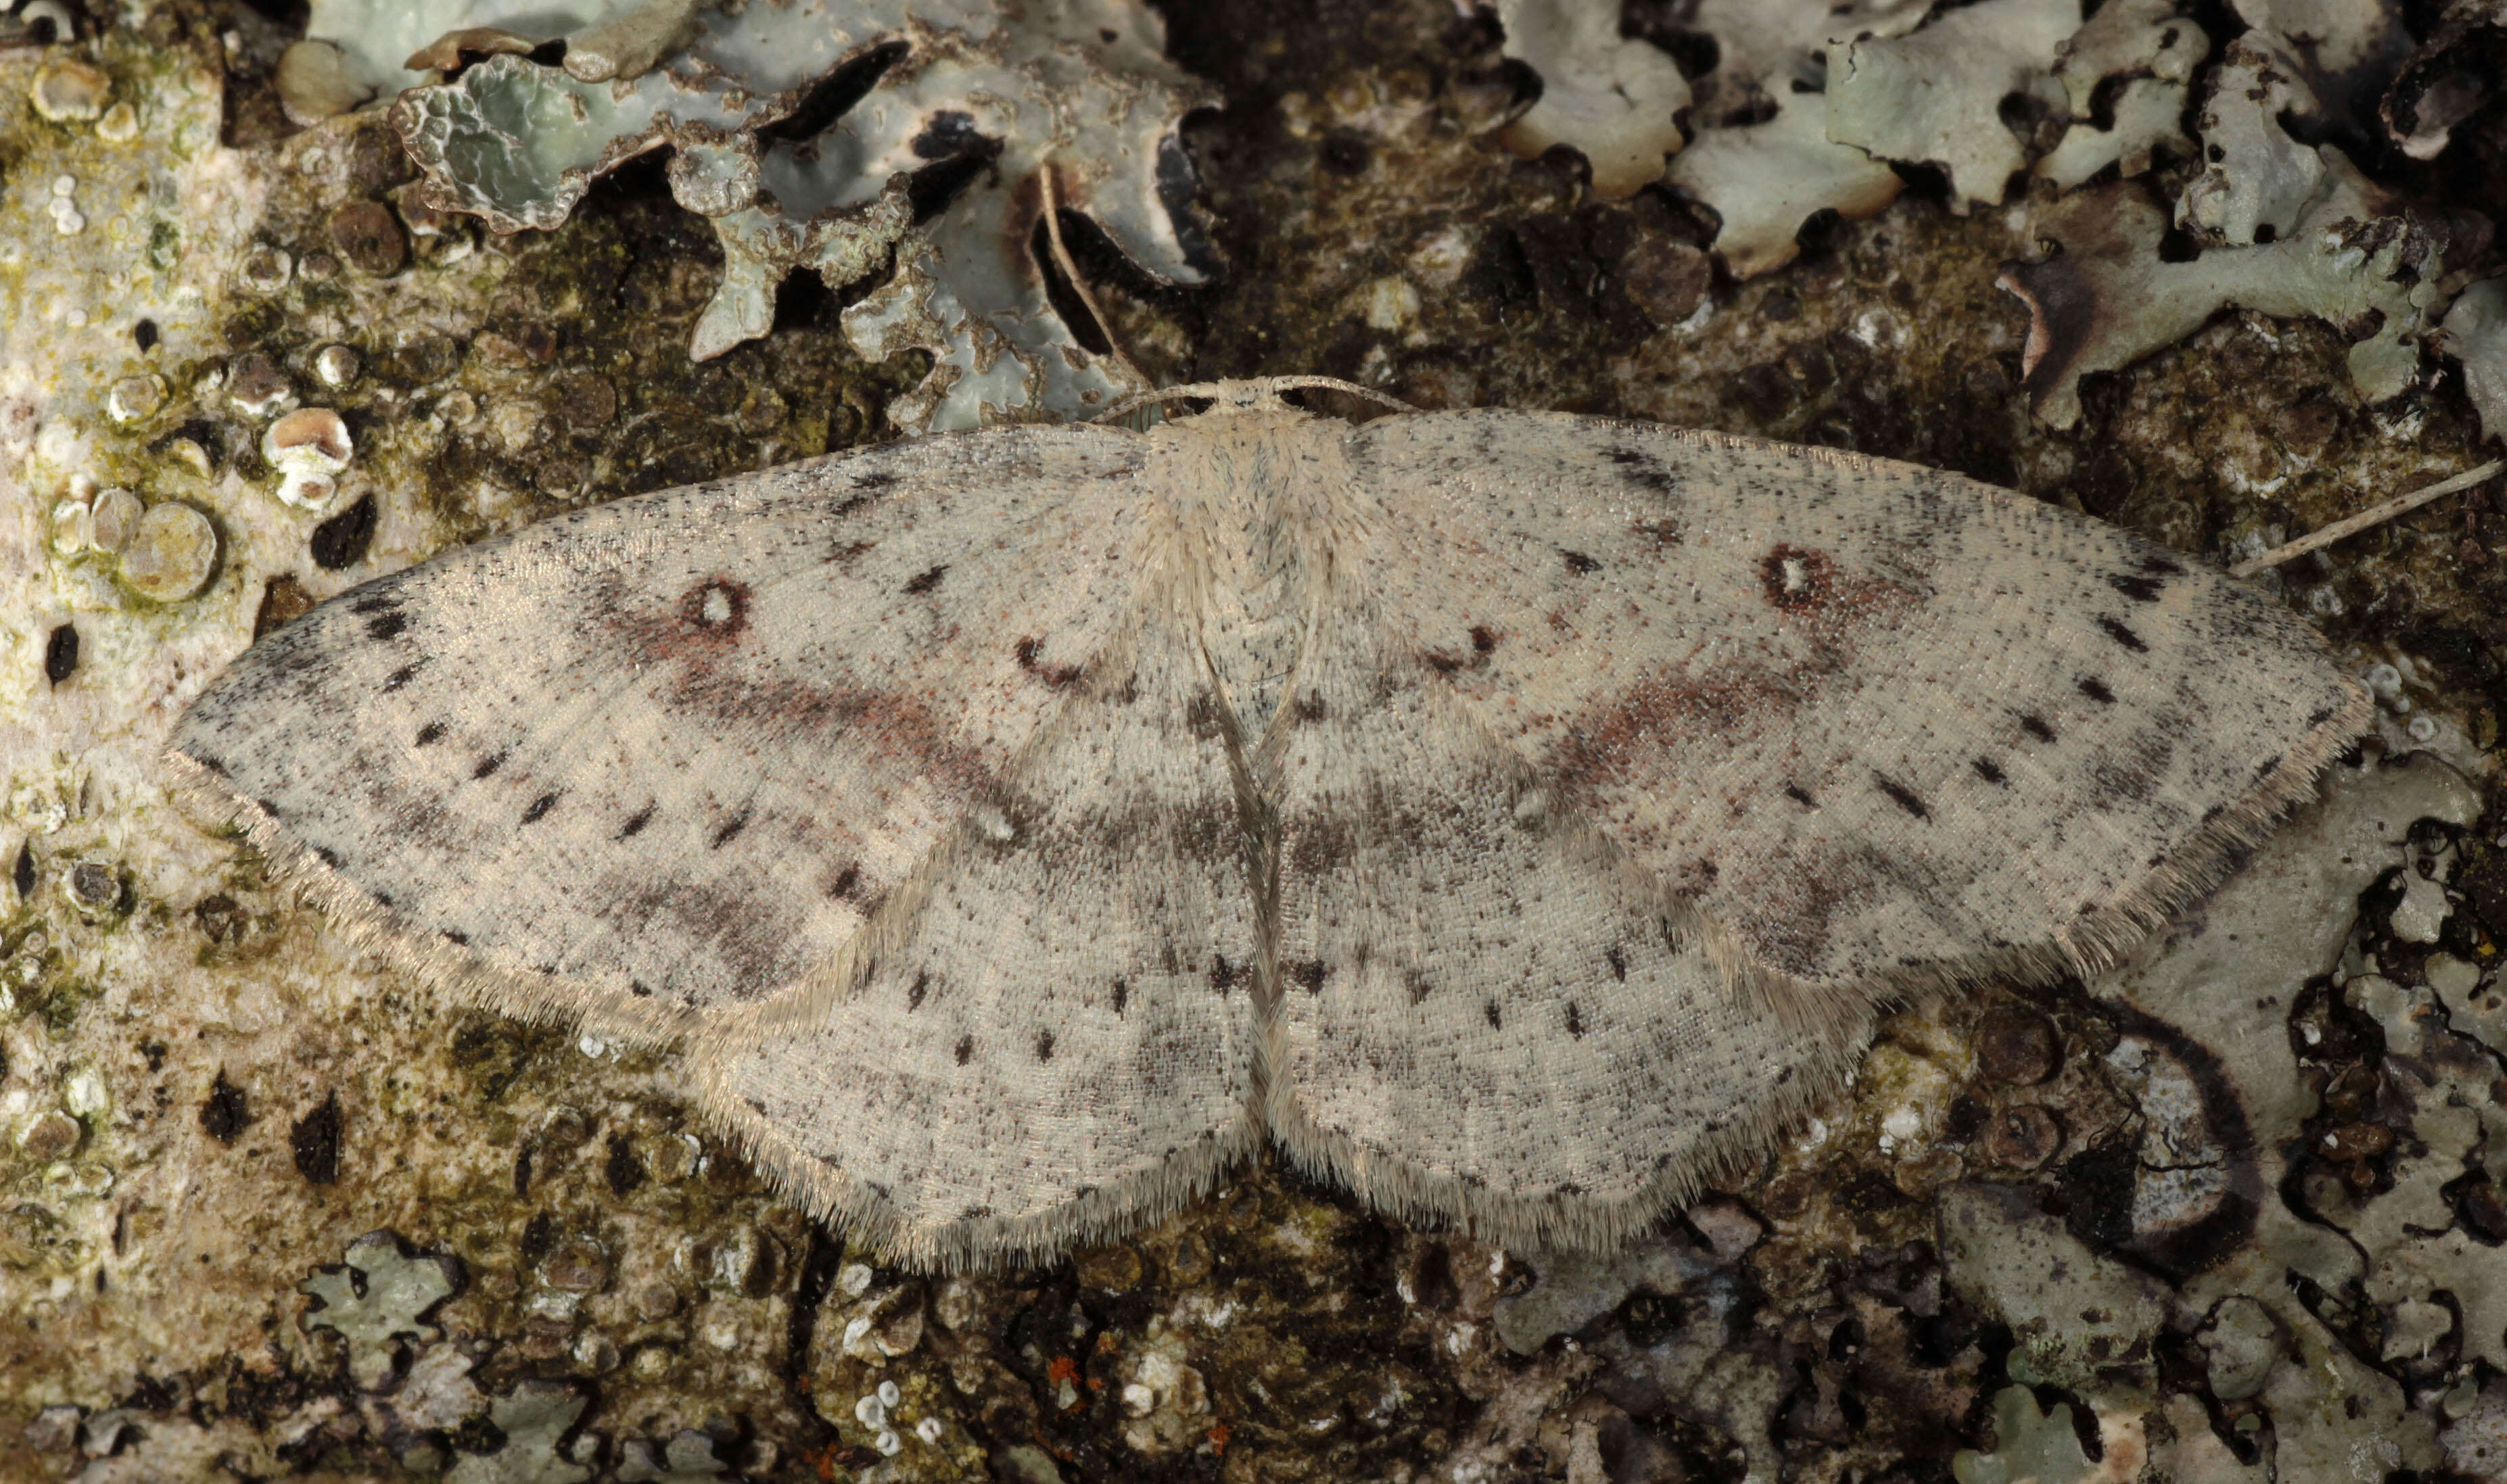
[{"xmin": 170, "ymin": 377, "xmax": 2368, "ymax": 1269}]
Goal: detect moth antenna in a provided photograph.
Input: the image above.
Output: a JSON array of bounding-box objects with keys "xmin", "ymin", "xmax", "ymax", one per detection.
[
  {"xmin": 1097, "ymin": 377, "xmax": 1418, "ymax": 423},
  {"xmin": 2230, "ymin": 458, "xmax": 2502, "ymax": 577},
  {"xmin": 1037, "ymin": 161, "xmax": 1147, "ymax": 390}
]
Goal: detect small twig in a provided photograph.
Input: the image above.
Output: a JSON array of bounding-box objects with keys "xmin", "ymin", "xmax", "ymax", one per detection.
[
  {"xmin": 2230, "ymin": 460, "xmax": 2505, "ymax": 578},
  {"xmin": 1037, "ymin": 162, "xmax": 1145, "ymax": 388}
]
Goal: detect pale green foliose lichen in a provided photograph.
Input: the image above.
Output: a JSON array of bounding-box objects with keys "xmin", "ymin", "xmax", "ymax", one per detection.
[{"xmin": 285, "ymin": 0, "xmax": 1213, "ymax": 429}]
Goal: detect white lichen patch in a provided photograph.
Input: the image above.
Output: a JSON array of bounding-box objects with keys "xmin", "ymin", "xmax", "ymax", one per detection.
[
  {"xmin": 2001, "ymin": 153, "xmax": 2450, "ymax": 427},
  {"xmin": 1490, "ymin": 0, "xmax": 1689, "ymax": 197},
  {"xmin": 299, "ymin": 1230, "xmax": 463, "ymax": 1390},
  {"xmin": 315, "ymin": 0, "xmax": 1214, "ymax": 427},
  {"xmin": 1824, "ymin": 0, "xmax": 2078, "ymax": 210},
  {"xmin": 2439, "ymin": 277, "xmax": 2507, "ymax": 444},
  {"xmin": 2034, "ymin": 0, "xmax": 2207, "ymax": 189},
  {"xmin": 2178, "ymin": 32, "xmax": 2326, "ymax": 246}
]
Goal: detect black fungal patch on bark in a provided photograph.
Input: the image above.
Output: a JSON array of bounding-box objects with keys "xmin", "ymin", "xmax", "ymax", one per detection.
[
  {"xmin": 43, "ymin": 625, "xmax": 78, "ymax": 686},
  {"xmin": 291, "ymin": 1093, "xmax": 342, "ymax": 1184},
  {"xmin": 310, "ymin": 495, "xmax": 378, "ymax": 571},
  {"xmin": 605, "ymin": 1134, "xmax": 645, "ymax": 1197},
  {"xmin": 201, "ymin": 1070, "xmax": 252, "ymax": 1144}
]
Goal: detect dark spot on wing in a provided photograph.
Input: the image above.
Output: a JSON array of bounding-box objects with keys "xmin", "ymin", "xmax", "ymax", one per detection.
[
  {"xmin": 2079, "ymin": 677, "xmax": 2115, "ymax": 704},
  {"xmin": 631, "ymin": 980, "xmax": 653, "ymax": 997},
  {"xmin": 2096, "ymin": 616, "xmax": 2149, "ymax": 652},
  {"xmin": 618, "ymin": 804, "xmax": 655, "ymax": 839},
  {"xmin": 472, "ymin": 750, "xmax": 506, "ymax": 779},
  {"xmin": 1014, "ymin": 636, "xmax": 1083, "ymax": 688},
  {"xmin": 1606, "ymin": 946, "xmax": 1627, "ymax": 981},
  {"xmin": 1566, "ymin": 1003, "xmax": 1584, "ymax": 1038},
  {"xmin": 1111, "ymin": 977, "xmax": 1128, "ymax": 1015},
  {"xmin": 12, "ymin": 843, "xmax": 33, "ymax": 899},
  {"xmin": 365, "ymin": 612, "xmax": 407, "ymax": 642},
  {"xmin": 1784, "ymin": 783, "xmax": 1817, "ymax": 807},
  {"xmin": 1973, "ymin": 757, "xmax": 2007, "ymax": 785},
  {"xmin": 1562, "ymin": 550, "xmax": 1601, "ymax": 574},
  {"xmin": 441, "ymin": 928, "xmax": 469, "ymax": 946},
  {"xmin": 1470, "ymin": 625, "xmax": 1498, "ymax": 654},
  {"xmin": 383, "ymin": 663, "xmax": 419, "ymax": 692},
  {"xmin": 2254, "ymin": 753, "xmax": 2281, "ymax": 780},
  {"xmin": 1209, "ymin": 956, "xmax": 1242, "ymax": 991},
  {"xmin": 903, "ymin": 565, "xmax": 947, "ymax": 594},
  {"xmin": 1292, "ymin": 960, "xmax": 1329, "ymax": 992},
  {"xmin": 682, "ymin": 577, "xmax": 749, "ymax": 636},
  {"xmin": 2108, "ymin": 573, "xmax": 2164, "ymax": 602},
  {"xmin": 1607, "ymin": 447, "xmax": 1677, "ymax": 493},
  {"xmin": 833, "ymin": 469, "xmax": 899, "ymax": 519},
  {"xmin": 711, "ymin": 807, "xmax": 751, "ymax": 848},
  {"xmin": 2019, "ymin": 714, "xmax": 2057, "ymax": 743},
  {"xmin": 908, "ymin": 971, "xmax": 928, "ymax": 1010},
  {"xmin": 1758, "ymin": 544, "xmax": 1831, "ymax": 610},
  {"xmin": 1035, "ymin": 1029, "xmax": 1055, "ymax": 1062},
  {"xmin": 1294, "ymin": 694, "xmax": 1328, "ymax": 723},
  {"xmin": 1484, "ymin": 1000, "xmax": 1502, "ymax": 1030},
  {"xmin": 1875, "ymin": 775, "xmax": 1931, "ymax": 819},
  {"xmin": 521, "ymin": 792, "xmax": 558, "ymax": 823},
  {"xmin": 2304, "ymin": 703, "xmax": 2336, "ymax": 728},
  {"xmin": 313, "ymin": 845, "xmax": 344, "ymax": 869},
  {"xmin": 828, "ymin": 864, "xmax": 860, "ymax": 899},
  {"xmin": 349, "ymin": 592, "xmax": 398, "ymax": 615},
  {"xmin": 954, "ymin": 1034, "xmax": 974, "ymax": 1066},
  {"xmin": 1630, "ymin": 518, "xmax": 1684, "ymax": 550},
  {"xmin": 1406, "ymin": 970, "xmax": 1432, "ymax": 1004},
  {"xmin": 415, "ymin": 721, "xmax": 446, "ymax": 746}
]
